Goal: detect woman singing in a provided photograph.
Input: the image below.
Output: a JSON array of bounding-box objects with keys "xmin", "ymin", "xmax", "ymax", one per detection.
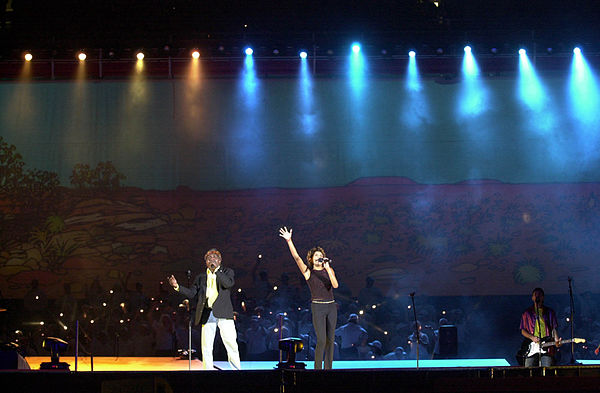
[{"xmin": 279, "ymin": 226, "xmax": 339, "ymax": 369}]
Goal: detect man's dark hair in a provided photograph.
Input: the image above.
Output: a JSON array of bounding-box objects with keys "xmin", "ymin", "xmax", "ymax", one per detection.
[{"xmin": 532, "ymin": 287, "xmax": 544, "ymax": 296}]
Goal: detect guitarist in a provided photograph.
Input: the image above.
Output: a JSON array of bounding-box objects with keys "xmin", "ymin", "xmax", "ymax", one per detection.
[{"xmin": 519, "ymin": 287, "xmax": 561, "ymax": 366}]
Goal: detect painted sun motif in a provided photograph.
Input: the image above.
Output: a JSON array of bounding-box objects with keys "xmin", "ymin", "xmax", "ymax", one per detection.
[{"xmin": 513, "ymin": 259, "xmax": 545, "ymax": 285}]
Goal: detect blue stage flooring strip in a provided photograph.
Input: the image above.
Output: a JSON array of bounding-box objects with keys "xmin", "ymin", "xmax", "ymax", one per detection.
[
  {"xmin": 215, "ymin": 358, "xmax": 511, "ymax": 370},
  {"xmin": 576, "ymin": 360, "xmax": 600, "ymax": 365}
]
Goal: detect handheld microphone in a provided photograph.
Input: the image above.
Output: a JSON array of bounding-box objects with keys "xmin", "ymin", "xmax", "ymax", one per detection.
[{"xmin": 317, "ymin": 257, "xmax": 331, "ymax": 263}]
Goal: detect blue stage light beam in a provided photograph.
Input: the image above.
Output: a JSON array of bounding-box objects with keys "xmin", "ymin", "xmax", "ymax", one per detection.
[
  {"xmin": 349, "ymin": 42, "xmax": 367, "ymax": 95},
  {"xmin": 517, "ymin": 48, "xmax": 555, "ymax": 132},
  {"xmin": 457, "ymin": 45, "xmax": 490, "ymax": 117},
  {"xmin": 228, "ymin": 44, "xmax": 264, "ymax": 176},
  {"xmin": 406, "ymin": 51, "xmax": 420, "ymax": 92},
  {"xmin": 402, "ymin": 51, "xmax": 430, "ymax": 129},
  {"xmin": 242, "ymin": 47, "xmax": 257, "ymax": 98},
  {"xmin": 569, "ymin": 47, "xmax": 600, "ymax": 126},
  {"xmin": 298, "ymin": 53, "xmax": 319, "ymax": 136}
]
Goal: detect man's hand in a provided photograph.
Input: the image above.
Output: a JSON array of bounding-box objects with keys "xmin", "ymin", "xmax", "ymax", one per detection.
[
  {"xmin": 555, "ymin": 337, "xmax": 562, "ymax": 347},
  {"xmin": 168, "ymin": 275, "xmax": 178, "ymax": 288}
]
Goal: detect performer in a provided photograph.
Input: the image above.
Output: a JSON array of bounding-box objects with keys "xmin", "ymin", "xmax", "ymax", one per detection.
[
  {"xmin": 168, "ymin": 248, "xmax": 241, "ymax": 370},
  {"xmin": 279, "ymin": 226, "xmax": 339, "ymax": 369},
  {"xmin": 519, "ymin": 287, "xmax": 560, "ymax": 367}
]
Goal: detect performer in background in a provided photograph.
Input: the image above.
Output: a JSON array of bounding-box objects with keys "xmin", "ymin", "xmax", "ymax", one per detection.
[
  {"xmin": 279, "ymin": 226, "xmax": 339, "ymax": 370},
  {"xmin": 520, "ymin": 287, "xmax": 560, "ymax": 367},
  {"xmin": 168, "ymin": 249, "xmax": 241, "ymax": 370}
]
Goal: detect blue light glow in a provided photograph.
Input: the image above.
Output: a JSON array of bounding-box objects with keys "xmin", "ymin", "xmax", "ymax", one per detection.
[
  {"xmin": 243, "ymin": 51, "xmax": 257, "ymax": 96},
  {"xmin": 245, "ymin": 47, "xmax": 253, "ymax": 56},
  {"xmin": 406, "ymin": 51, "xmax": 420, "ymax": 92},
  {"xmin": 298, "ymin": 54, "xmax": 318, "ymax": 136},
  {"xmin": 457, "ymin": 45, "xmax": 490, "ymax": 117},
  {"xmin": 349, "ymin": 42, "xmax": 367, "ymax": 94},
  {"xmin": 573, "ymin": 47, "xmax": 581, "ymax": 55},
  {"xmin": 569, "ymin": 47, "xmax": 600, "ymax": 126},
  {"xmin": 518, "ymin": 49, "xmax": 545, "ymax": 112},
  {"xmin": 402, "ymin": 51, "xmax": 430, "ymax": 129},
  {"xmin": 408, "ymin": 51, "xmax": 416, "ymax": 58},
  {"xmin": 517, "ymin": 48, "xmax": 555, "ymax": 131}
]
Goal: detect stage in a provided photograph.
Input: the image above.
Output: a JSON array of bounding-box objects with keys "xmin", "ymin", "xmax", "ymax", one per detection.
[
  {"xmin": 3, "ymin": 357, "xmax": 600, "ymax": 393},
  {"xmin": 22, "ymin": 356, "xmax": 512, "ymax": 371}
]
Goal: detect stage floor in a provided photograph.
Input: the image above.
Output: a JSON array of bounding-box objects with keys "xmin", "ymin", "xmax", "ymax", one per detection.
[
  {"xmin": 24, "ymin": 356, "xmax": 510, "ymax": 371},
  {"xmin": 7, "ymin": 357, "xmax": 600, "ymax": 393}
]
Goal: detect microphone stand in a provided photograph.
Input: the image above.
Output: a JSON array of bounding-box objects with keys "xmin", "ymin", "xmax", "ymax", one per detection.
[
  {"xmin": 567, "ymin": 277, "xmax": 580, "ymax": 365},
  {"xmin": 409, "ymin": 292, "xmax": 420, "ymax": 369},
  {"xmin": 186, "ymin": 270, "xmax": 193, "ymax": 370}
]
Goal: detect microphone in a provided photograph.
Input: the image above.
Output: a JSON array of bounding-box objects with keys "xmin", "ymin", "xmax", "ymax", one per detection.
[
  {"xmin": 186, "ymin": 270, "xmax": 192, "ymax": 279},
  {"xmin": 317, "ymin": 257, "xmax": 331, "ymax": 263},
  {"xmin": 409, "ymin": 292, "xmax": 416, "ymax": 297}
]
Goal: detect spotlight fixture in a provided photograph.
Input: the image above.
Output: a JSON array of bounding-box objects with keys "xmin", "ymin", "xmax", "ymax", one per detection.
[
  {"xmin": 136, "ymin": 52, "xmax": 145, "ymax": 60},
  {"xmin": 40, "ymin": 337, "xmax": 70, "ymax": 370},
  {"xmin": 78, "ymin": 52, "xmax": 86, "ymax": 61},
  {"xmin": 191, "ymin": 50, "xmax": 200, "ymax": 59},
  {"xmin": 518, "ymin": 48, "xmax": 526, "ymax": 55},
  {"xmin": 24, "ymin": 53, "xmax": 32, "ymax": 61},
  {"xmin": 464, "ymin": 46, "xmax": 472, "ymax": 53},
  {"xmin": 245, "ymin": 47, "xmax": 253, "ymax": 56},
  {"xmin": 351, "ymin": 43, "xmax": 361, "ymax": 54},
  {"xmin": 573, "ymin": 47, "xmax": 581, "ymax": 55},
  {"xmin": 408, "ymin": 50, "xmax": 416, "ymax": 58},
  {"xmin": 436, "ymin": 47, "xmax": 444, "ymax": 55},
  {"xmin": 299, "ymin": 51, "xmax": 308, "ymax": 59},
  {"xmin": 276, "ymin": 337, "xmax": 305, "ymax": 369}
]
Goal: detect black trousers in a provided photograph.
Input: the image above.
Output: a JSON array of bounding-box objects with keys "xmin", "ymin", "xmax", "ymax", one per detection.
[{"xmin": 311, "ymin": 302, "xmax": 337, "ymax": 369}]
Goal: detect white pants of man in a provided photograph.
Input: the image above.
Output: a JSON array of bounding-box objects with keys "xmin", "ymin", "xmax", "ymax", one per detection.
[{"xmin": 201, "ymin": 311, "xmax": 241, "ymax": 370}]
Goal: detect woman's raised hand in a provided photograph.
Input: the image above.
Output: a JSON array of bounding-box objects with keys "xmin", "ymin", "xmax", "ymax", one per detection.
[{"xmin": 279, "ymin": 226, "xmax": 293, "ymax": 241}]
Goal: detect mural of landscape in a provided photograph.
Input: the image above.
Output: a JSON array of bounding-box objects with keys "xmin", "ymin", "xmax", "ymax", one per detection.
[{"xmin": 2, "ymin": 133, "xmax": 599, "ymax": 299}]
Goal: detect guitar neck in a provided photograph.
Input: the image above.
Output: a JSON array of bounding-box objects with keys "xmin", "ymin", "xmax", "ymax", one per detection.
[{"xmin": 541, "ymin": 338, "xmax": 574, "ymax": 348}]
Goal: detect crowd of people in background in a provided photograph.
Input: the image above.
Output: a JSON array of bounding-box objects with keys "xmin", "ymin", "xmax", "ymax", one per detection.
[{"xmin": 1, "ymin": 272, "xmax": 598, "ymax": 366}]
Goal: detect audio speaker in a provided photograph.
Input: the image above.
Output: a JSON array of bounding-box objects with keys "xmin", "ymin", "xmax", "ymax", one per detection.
[
  {"xmin": 0, "ymin": 350, "xmax": 30, "ymax": 370},
  {"xmin": 438, "ymin": 325, "xmax": 458, "ymax": 356}
]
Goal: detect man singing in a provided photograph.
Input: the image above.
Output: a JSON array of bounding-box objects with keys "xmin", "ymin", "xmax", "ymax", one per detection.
[
  {"xmin": 168, "ymin": 249, "xmax": 241, "ymax": 370},
  {"xmin": 520, "ymin": 287, "xmax": 560, "ymax": 367}
]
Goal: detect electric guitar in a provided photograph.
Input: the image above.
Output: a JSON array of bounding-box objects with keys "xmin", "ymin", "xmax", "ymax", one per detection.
[{"xmin": 522, "ymin": 336, "xmax": 586, "ymax": 358}]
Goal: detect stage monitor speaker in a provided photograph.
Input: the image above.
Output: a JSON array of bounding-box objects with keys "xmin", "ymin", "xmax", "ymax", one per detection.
[
  {"xmin": 438, "ymin": 325, "xmax": 458, "ymax": 356},
  {"xmin": 0, "ymin": 350, "xmax": 30, "ymax": 370}
]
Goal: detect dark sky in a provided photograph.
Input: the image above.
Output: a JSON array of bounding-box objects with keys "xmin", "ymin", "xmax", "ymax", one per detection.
[{"xmin": 1, "ymin": 0, "xmax": 598, "ymax": 50}]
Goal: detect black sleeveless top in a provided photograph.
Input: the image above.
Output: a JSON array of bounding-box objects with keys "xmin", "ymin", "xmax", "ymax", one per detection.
[{"xmin": 306, "ymin": 269, "xmax": 334, "ymax": 301}]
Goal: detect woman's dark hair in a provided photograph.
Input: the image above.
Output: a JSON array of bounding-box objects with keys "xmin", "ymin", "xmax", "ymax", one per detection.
[{"xmin": 306, "ymin": 246, "xmax": 326, "ymax": 270}]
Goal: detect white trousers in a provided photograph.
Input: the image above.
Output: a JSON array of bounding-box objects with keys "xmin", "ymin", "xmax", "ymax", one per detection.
[{"xmin": 201, "ymin": 311, "xmax": 241, "ymax": 370}]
